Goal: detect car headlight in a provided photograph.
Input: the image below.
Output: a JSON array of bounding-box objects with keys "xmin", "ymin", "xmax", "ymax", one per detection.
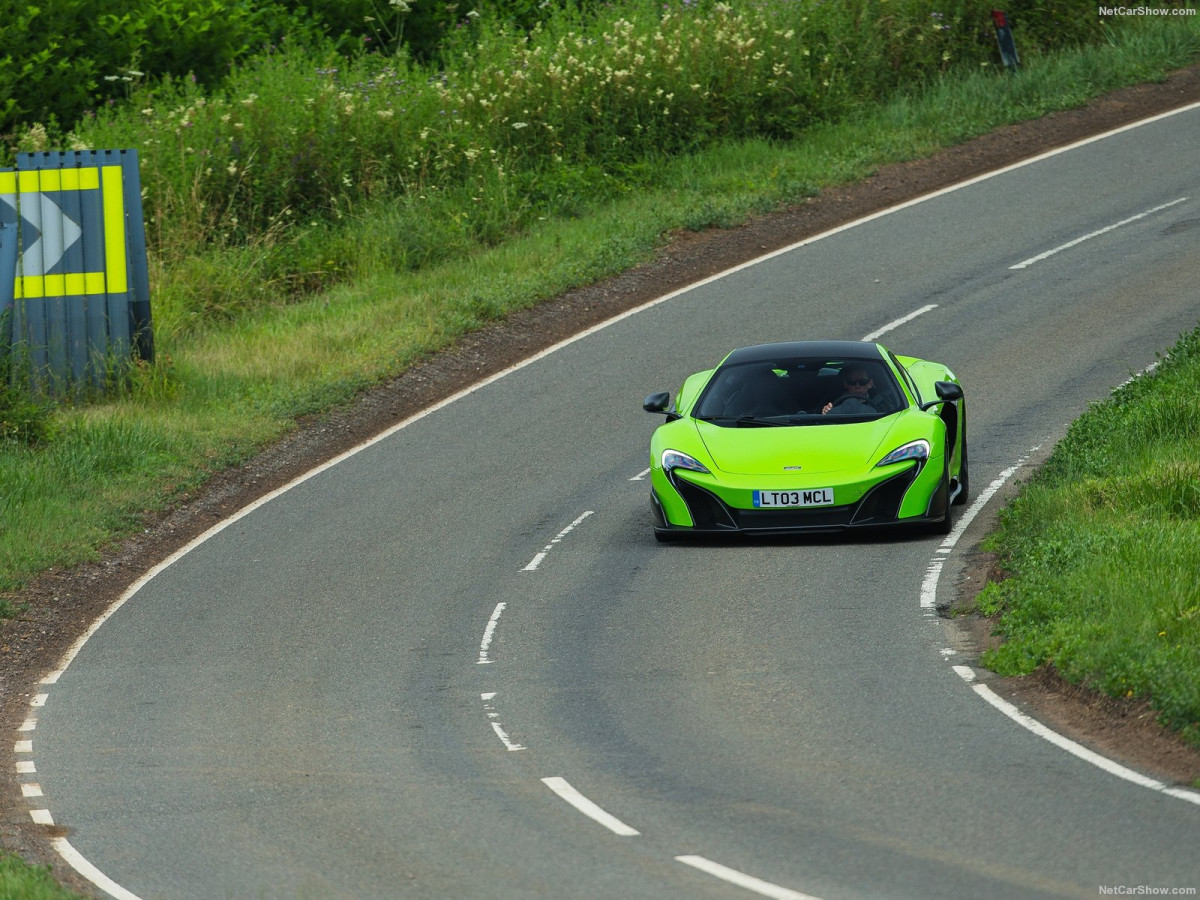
[
  {"xmin": 876, "ymin": 439, "xmax": 930, "ymax": 467},
  {"xmin": 661, "ymin": 449, "xmax": 711, "ymax": 474}
]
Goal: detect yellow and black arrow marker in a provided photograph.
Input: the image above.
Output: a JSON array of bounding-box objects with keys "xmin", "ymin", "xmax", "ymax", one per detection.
[{"xmin": 1, "ymin": 149, "xmax": 152, "ymax": 391}]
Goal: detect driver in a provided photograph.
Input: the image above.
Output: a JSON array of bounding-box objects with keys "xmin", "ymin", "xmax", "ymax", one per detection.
[{"xmin": 822, "ymin": 365, "xmax": 877, "ymax": 415}]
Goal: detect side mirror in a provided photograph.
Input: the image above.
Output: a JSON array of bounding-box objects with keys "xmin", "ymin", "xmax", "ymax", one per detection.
[
  {"xmin": 936, "ymin": 381, "xmax": 964, "ymax": 402},
  {"xmin": 920, "ymin": 381, "xmax": 963, "ymax": 410},
  {"xmin": 643, "ymin": 391, "xmax": 671, "ymax": 413}
]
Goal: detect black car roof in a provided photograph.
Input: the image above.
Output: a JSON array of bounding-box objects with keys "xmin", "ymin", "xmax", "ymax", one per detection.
[{"xmin": 721, "ymin": 340, "xmax": 885, "ymax": 365}]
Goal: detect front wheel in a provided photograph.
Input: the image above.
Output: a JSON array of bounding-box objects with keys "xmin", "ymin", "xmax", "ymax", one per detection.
[
  {"xmin": 953, "ymin": 415, "xmax": 970, "ymax": 506},
  {"xmin": 930, "ymin": 458, "xmax": 953, "ymax": 535}
]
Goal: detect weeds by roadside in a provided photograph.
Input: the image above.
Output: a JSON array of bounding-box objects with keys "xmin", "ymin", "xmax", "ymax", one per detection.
[{"xmin": 977, "ymin": 325, "xmax": 1200, "ymax": 747}]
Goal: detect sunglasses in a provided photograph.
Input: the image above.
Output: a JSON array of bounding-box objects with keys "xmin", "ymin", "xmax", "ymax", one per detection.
[{"xmin": 844, "ymin": 377, "xmax": 870, "ymax": 386}]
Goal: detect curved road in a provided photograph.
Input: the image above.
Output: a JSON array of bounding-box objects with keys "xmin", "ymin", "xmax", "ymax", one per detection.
[{"xmin": 21, "ymin": 105, "xmax": 1200, "ymax": 899}]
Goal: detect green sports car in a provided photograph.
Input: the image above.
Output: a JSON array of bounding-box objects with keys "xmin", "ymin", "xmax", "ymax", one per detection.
[{"xmin": 642, "ymin": 341, "xmax": 968, "ymax": 540}]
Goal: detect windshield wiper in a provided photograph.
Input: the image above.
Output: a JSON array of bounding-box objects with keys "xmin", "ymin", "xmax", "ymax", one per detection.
[{"xmin": 695, "ymin": 414, "xmax": 796, "ymax": 427}]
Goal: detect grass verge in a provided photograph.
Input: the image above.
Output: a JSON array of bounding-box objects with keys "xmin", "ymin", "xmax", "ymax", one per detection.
[
  {"xmin": 977, "ymin": 324, "xmax": 1200, "ymax": 748},
  {"xmin": 0, "ymin": 850, "xmax": 82, "ymax": 899}
]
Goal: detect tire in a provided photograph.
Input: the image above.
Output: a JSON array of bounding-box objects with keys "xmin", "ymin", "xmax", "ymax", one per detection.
[
  {"xmin": 931, "ymin": 458, "xmax": 953, "ymax": 535},
  {"xmin": 950, "ymin": 432, "xmax": 969, "ymax": 504},
  {"xmin": 953, "ymin": 420, "xmax": 970, "ymax": 506}
]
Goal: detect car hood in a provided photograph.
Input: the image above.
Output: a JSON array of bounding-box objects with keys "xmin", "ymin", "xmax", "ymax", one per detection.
[{"xmin": 695, "ymin": 417, "xmax": 900, "ymax": 476}]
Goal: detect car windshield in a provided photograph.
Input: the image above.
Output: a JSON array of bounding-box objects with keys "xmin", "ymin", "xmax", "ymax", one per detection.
[{"xmin": 693, "ymin": 356, "xmax": 906, "ymax": 425}]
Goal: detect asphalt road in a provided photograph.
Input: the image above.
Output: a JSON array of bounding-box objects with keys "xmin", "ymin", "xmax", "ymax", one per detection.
[{"xmin": 27, "ymin": 105, "xmax": 1200, "ymax": 899}]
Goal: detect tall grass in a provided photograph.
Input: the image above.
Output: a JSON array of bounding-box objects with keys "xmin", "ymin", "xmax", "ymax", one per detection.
[
  {"xmin": 978, "ymin": 325, "xmax": 1200, "ymax": 746},
  {"xmin": 31, "ymin": 0, "xmax": 1110, "ymax": 338}
]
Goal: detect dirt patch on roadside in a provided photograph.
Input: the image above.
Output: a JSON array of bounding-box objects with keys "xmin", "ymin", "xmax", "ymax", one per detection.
[{"xmin": 6, "ymin": 66, "xmax": 1200, "ymax": 885}]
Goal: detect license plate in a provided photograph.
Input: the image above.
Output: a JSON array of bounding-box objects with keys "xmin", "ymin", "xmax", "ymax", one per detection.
[{"xmin": 753, "ymin": 488, "xmax": 835, "ymax": 508}]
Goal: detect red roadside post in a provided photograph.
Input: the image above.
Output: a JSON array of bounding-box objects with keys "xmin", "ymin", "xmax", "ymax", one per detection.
[{"xmin": 992, "ymin": 9, "xmax": 1020, "ymax": 71}]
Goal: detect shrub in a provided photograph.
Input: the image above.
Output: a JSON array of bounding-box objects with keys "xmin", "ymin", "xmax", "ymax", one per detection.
[
  {"xmin": 0, "ymin": 382, "xmax": 54, "ymax": 445},
  {"xmin": 0, "ymin": 0, "xmax": 322, "ymax": 145}
]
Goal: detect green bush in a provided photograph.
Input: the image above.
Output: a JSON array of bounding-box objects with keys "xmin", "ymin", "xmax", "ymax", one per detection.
[
  {"xmin": 0, "ymin": 2, "xmax": 102, "ymax": 141},
  {"xmin": 0, "ymin": 0, "xmax": 324, "ymax": 143}
]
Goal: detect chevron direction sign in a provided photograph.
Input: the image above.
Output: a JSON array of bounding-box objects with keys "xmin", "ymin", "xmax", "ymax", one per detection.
[{"xmin": 1, "ymin": 149, "xmax": 152, "ymax": 392}]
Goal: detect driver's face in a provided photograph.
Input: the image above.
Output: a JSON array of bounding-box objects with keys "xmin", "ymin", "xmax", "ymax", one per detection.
[{"xmin": 843, "ymin": 370, "xmax": 872, "ymax": 396}]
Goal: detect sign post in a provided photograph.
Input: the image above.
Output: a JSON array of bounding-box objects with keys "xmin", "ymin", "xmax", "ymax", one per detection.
[
  {"xmin": 0, "ymin": 149, "xmax": 152, "ymax": 393},
  {"xmin": 992, "ymin": 10, "xmax": 1020, "ymax": 71}
]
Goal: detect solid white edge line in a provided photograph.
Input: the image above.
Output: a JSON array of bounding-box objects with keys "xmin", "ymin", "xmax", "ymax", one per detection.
[
  {"xmin": 934, "ymin": 378, "xmax": 1200, "ymax": 805},
  {"xmin": 675, "ymin": 856, "xmax": 822, "ymax": 900},
  {"xmin": 1119, "ymin": 359, "xmax": 1159, "ymax": 389},
  {"xmin": 33, "ymin": 100, "xmax": 1200, "ymax": 900},
  {"xmin": 941, "ymin": 457, "xmax": 1031, "ymax": 551},
  {"xmin": 919, "ymin": 455, "xmax": 1033, "ymax": 612},
  {"xmin": 540, "ymin": 777, "xmax": 640, "ymax": 836},
  {"xmin": 1010, "ymin": 197, "xmax": 1188, "ymax": 269},
  {"xmin": 952, "ymin": 671, "xmax": 1200, "ymax": 806},
  {"xmin": 51, "ymin": 839, "xmax": 144, "ymax": 900},
  {"xmin": 861, "ymin": 303, "xmax": 938, "ymax": 342},
  {"xmin": 919, "ymin": 559, "xmax": 945, "ymax": 611}
]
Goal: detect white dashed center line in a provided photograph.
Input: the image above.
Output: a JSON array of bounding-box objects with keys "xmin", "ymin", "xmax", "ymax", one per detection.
[
  {"xmin": 675, "ymin": 856, "xmax": 822, "ymax": 900},
  {"xmin": 541, "ymin": 777, "xmax": 640, "ymax": 836},
  {"xmin": 1010, "ymin": 197, "xmax": 1187, "ymax": 269},
  {"xmin": 481, "ymin": 693, "xmax": 526, "ymax": 752},
  {"xmin": 477, "ymin": 602, "xmax": 506, "ymax": 665},
  {"xmin": 860, "ymin": 303, "xmax": 938, "ymax": 342},
  {"xmin": 522, "ymin": 510, "xmax": 594, "ymax": 571}
]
